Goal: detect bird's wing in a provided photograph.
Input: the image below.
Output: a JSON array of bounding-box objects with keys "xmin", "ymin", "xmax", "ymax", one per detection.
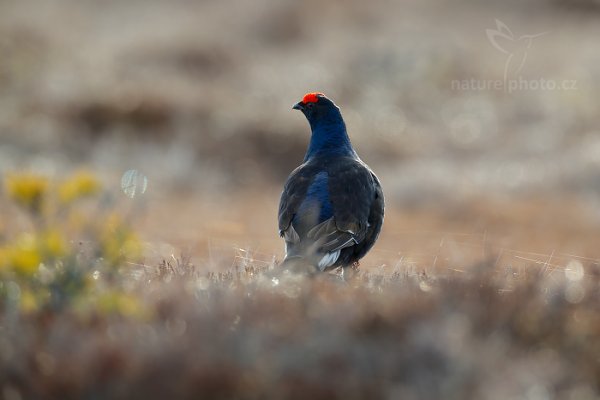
[
  {"xmin": 365, "ymin": 171, "xmax": 385, "ymax": 249},
  {"xmin": 278, "ymin": 163, "xmax": 314, "ymax": 242},
  {"xmin": 327, "ymin": 159, "xmax": 376, "ymax": 242},
  {"xmin": 303, "ymin": 158, "xmax": 377, "ymax": 255},
  {"xmin": 279, "ymin": 158, "xmax": 379, "ymax": 266}
]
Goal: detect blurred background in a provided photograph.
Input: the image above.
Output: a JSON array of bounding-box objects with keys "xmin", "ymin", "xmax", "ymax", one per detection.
[{"xmin": 1, "ymin": 0, "xmax": 599, "ymax": 271}]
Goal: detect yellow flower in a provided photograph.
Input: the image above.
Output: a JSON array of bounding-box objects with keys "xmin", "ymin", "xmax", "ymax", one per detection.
[
  {"xmin": 4, "ymin": 172, "xmax": 49, "ymax": 214},
  {"xmin": 97, "ymin": 291, "xmax": 144, "ymax": 316},
  {"xmin": 0, "ymin": 230, "xmax": 67, "ymax": 277},
  {"xmin": 58, "ymin": 171, "xmax": 100, "ymax": 204},
  {"xmin": 100, "ymin": 214, "xmax": 141, "ymax": 266},
  {"xmin": 5, "ymin": 234, "xmax": 41, "ymax": 276},
  {"xmin": 20, "ymin": 288, "xmax": 38, "ymax": 313},
  {"xmin": 40, "ymin": 229, "xmax": 66, "ymax": 259},
  {"xmin": 0, "ymin": 247, "xmax": 9, "ymax": 271}
]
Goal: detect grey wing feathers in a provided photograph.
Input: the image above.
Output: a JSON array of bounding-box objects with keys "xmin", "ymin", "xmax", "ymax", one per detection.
[
  {"xmin": 306, "ymin": 218, "xmax": 358, "ymax": 253},
  {"xmin": 278, "ymin": 164, "xmax": 314, "ymax": 235}
]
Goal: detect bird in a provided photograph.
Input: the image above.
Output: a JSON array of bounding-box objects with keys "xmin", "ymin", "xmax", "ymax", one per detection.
[{"xmin": 278, "ymin": 92, "xmax": 384, "ymax": 273}]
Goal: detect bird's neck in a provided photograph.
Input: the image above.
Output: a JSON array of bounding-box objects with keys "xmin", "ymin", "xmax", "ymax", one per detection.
[{"xmin": 304, "ymin": 113, "xmax": 356, "ymax": 161}]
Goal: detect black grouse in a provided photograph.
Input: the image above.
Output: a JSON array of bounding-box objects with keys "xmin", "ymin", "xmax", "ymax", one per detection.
[{"xmin": 278, "ymin": 92, "xmax": 384, "ymax": 272}]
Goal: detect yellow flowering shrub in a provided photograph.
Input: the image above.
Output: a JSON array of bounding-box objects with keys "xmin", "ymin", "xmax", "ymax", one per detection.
[
  {"xmin": 0, "ymin": 170, "xmax": 144, "ymax": 315},
  {"xmin": 99, "ymin": 214, "xmax": 141, "ymax": 267},
  {"xmin": 19, "ymin": 288, "xmax": 38, "ymax": 313},
  {"xmin": 5, "ymin": 172, "xmax": 49, "ymax": 215},
  {"xmin": 0, "ymin": 234, "xmax": 41, "ymax": 276},
  {"xmin": 40, "ymin": 229, "xmax": 67, "ymax": 259},
  {"xmin": 97, "ymin": 291, "xmax": 145, "ymax": 317},
  {"xmin": 58, "ymin": 171, "xmax": 100, "ymax": 204}
]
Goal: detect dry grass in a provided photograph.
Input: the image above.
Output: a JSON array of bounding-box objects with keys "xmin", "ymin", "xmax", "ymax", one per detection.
[{"xmin": 2, "ymin": 258, "xmax": 599, "ymax": 400}]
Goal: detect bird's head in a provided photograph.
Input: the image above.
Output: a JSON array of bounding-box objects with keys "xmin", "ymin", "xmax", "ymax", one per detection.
[
  {"xmin": 292, "ymin": 92, "xmax": 340, "ymax": 124},
  {"xmin": 292, "ymin": 92, "xmax": 354, "ymax": 158}
]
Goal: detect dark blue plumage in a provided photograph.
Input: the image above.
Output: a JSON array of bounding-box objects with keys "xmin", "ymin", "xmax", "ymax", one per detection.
[
  {"xmin": 294, "ymin": 171, "xmax": 333, "ymax": 224},
  {"xmin": 302, "ymin": 99, "xmax": 356, "ymax": 161},
  {"xmin": 278, "ymin": 93, "xmax": 384, "ymax": 271}
]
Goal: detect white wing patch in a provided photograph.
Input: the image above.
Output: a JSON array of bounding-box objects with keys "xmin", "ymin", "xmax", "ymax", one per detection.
[{"xmin": 317, "ymin": 250, "xmax": 341, "ymax": 271}]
